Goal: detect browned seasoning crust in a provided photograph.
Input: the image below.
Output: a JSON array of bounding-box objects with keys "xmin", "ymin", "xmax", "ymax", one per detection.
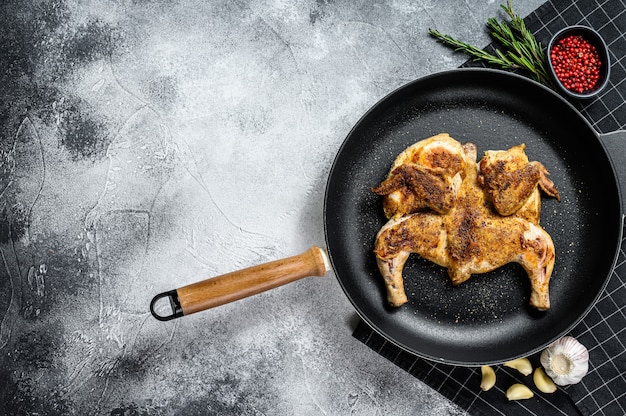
[
  {"xmin": 372, "ymin": 133, "xmax": 466, "ymax": 220},
  {"xmin": 477, "ymin": 144, "xmax": 561, "ymax": 216},
  {"xmin": 371, "ymin": 165, "xmax": 457, "ymax": 215},
  {"xmin": 373, "ymin": 134, "xmax": 559, "ymax": 310}
]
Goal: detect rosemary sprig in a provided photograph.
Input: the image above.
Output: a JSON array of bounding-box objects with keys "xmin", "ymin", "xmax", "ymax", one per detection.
[{"xmin": 428, "ymin": 1, "xmax": 553, "ymax": 88}]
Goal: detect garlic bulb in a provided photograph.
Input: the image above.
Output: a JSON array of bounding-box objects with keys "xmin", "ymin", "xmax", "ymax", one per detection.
[{"xmin": 540, "ymin": 336, "xmax": 589, "ymax": 386}]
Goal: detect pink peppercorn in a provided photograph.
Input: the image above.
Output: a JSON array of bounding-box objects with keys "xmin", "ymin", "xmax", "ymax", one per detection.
[{"xmin": 550, "ymin": 35, "xmax": 602, "ymax": 94}]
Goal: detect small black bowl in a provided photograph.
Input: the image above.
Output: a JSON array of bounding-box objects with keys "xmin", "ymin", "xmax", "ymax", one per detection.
[{"xmin": 546, "ymin": 25, "xmax": 610, "ymax": 99}]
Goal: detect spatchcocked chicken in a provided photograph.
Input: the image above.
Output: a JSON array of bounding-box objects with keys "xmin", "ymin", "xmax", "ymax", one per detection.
[{"xmin": 372, "ymin": 133, "xmax": 560, "ymax": 311}]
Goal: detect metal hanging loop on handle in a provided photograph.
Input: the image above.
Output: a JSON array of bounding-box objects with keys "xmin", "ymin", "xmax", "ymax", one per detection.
[{"xmin": 149, "ymin": 290, "xmax": 183, "ymax": 321}]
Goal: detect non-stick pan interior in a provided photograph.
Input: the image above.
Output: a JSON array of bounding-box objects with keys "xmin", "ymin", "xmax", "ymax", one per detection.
[{"xmin": 325, "ymin": 69, "xmax": 622, "ymax": 365}]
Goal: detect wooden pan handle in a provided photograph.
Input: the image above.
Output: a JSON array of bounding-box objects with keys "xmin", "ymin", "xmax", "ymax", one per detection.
[{"xmin": 150, "ymin": 246, "xmax": 330, "ymax": 320}]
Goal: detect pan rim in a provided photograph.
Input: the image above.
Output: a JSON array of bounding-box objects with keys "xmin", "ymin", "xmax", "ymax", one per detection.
[{"xmin": 324, "ymin": 67, "xmax": 623, "ymax": 366}]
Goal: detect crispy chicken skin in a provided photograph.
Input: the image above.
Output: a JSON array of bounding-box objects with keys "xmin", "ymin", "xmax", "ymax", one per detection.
[
  {"xmin": 371, "ymin": 133, "xmax": 466, "ymax": 219},
  {"xmin": 373, "ymin": 135, "xmax": 559, "ymax": 311},
  {"xmin": 371, "ymin": 165, "xmax": 458, "ymax": 216},
  {"xmin": 478, "ymin": 144, "xmax": 561, "ymax": 216}
]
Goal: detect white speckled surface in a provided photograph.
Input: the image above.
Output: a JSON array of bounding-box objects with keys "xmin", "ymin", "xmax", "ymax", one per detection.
[{"xmin": 0, "ymin": 1, "xmax": 544, "ymax": 414}]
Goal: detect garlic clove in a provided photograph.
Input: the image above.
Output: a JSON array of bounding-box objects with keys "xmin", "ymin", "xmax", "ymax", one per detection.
[
  {"xmin": 503, "ymin": 357, "xmax": 533, "ymax": 376},
  {"xmin": 506, "ymin": 383, "xmax": 534, "ymax": 401},
  {"xmin": 480, "ymin": 365, "xmax": 496, "ymax": 391},
  {"xmin": 540, "ymin": 336, "xmax": 589, "ymax": 386},
  {"xmin": 533, "ymin": 367, "xmax": 557, "ymax": 393}
]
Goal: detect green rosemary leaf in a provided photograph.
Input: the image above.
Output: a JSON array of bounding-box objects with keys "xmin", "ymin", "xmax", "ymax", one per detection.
[
  {"xmin": 428, "ymin": 29, "xmax": 512, "ymax": 67},
  {"xmin": 429, "ymin": 1, "xmax": 554, "ymax": 88}
]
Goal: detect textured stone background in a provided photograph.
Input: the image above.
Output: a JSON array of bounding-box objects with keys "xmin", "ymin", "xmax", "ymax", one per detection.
[{"xmin": 0, "ymin": 0, "xmax": 543, "ymax": 414}]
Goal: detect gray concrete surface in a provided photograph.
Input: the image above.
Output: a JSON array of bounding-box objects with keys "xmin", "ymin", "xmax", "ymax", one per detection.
[{"xmin": 0, "ymin": 0, "xmax": 545, "ymax": 414}]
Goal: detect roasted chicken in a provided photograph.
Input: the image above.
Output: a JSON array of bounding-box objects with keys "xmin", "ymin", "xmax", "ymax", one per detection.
[{"xmin": 372, "ymin": 134, "xmax": 559, "ymax": 310}]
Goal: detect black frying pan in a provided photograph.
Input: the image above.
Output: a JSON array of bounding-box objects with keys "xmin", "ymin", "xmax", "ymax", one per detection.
[
  {"xmin": 325, "ymin": 68, "xmax": 625, "ymax": 365},
  {"xmin": 151, "ymin": 68, "xmax": 625, "ymax": 366}
]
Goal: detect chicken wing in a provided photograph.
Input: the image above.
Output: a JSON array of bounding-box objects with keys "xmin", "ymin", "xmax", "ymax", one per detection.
[
  {"xmin": 371, "ymin": 133, "xmax": 466, "ymax": 219},
  {"xmin": 478, "ymin": 144, "xmax": 560, "ymax": 216}
]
